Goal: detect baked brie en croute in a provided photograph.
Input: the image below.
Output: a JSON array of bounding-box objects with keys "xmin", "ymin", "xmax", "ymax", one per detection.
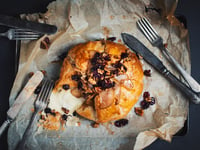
[{"xmin": 51, "ymin": 40, "xmax": 144, "ymax": 123}]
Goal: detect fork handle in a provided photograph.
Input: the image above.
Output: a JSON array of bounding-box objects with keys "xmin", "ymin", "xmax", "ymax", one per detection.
[
  {"xmin": 15, "ymin": 110, "xmax": 39, "ymax": 150},
  {"xmin": 161, "ymin": 46, "xmax": 200, "ymax": 93}
]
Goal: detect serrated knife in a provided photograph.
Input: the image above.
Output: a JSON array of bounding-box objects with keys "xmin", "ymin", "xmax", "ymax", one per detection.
[
  {"xmin": 0, "ymin": 71, "xmax": 44, "ymax": 137},
  {"xmin": 121, "ymin": 33, "xmax": 200, "ymax": 104},
  {"xmin": 0, "ymin": 15, "xmax": 57, "ymax": 35}
]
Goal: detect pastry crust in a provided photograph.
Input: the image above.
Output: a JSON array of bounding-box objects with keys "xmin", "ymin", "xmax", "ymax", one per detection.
[{"xmin": 54, "ymin": 40, "xmax": 144, "ymax": 123}]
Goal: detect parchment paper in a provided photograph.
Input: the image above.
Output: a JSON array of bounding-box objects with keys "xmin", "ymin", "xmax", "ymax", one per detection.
[{"xmin": 8, "ymin": 0, "xmax": 190, "ymax": 149}]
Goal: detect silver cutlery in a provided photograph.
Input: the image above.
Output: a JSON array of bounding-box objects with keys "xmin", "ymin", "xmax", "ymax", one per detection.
[
  {"xmin": 0, "ymin": 28, "xmax": 42, "ymax": 40},
  {"xmin": 0, "ymin": 14, "xmax": 57, "ymax": 35},
  {"xmin": 121, "ymin": 33, "xmax": 200, "ymax": 104},
  {"xmin": 137, "ymin": 17, "xmax": 200, "ymax": 93},
  {"xmin": 0, "ymin": 71, "xmax": 44, "ymax": 137},
  {"xmin": 16, "ymin": 78, "xmax": 54, "ymax": 150}
]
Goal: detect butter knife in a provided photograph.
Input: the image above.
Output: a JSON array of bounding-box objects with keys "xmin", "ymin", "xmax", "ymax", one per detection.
[
  {"xmin": 0, "ymin": 15, "xmax": 57, "ymax": 35},
  {"xmin": 121, "ymin": 33, "xmax": 200, "ymax": 104},
  {"xmin": 0, "ymin": 71, "xmax": 44, "ymax": 137}
]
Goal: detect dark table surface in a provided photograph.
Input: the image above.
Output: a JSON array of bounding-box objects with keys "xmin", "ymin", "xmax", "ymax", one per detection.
[{"xmin": 0, "ymin": 0, "xmax": 199, "ymax": 150}]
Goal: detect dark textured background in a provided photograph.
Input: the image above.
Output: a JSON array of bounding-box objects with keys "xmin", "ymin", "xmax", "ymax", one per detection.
[{"xmin": 0, "ymin": 0, "xmax": 199, "ymax": 149}]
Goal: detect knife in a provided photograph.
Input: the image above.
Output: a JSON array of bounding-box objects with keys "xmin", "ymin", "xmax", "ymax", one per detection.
[
  {"xmin": 121, "ymin": 33, "xmax": 200, "ymax": 104},
  {"xmin": 0, "ymin": 71, "xmax": 44, "ymax": 137},
  {"xmin": 0, "ymin": 15, "xmax": 57, "ymax": 35}
]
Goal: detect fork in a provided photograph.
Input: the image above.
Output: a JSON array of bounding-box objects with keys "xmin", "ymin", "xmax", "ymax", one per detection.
[
  {"xmin": 0, "ymin": 28, "xmax": 42, "ymax": 40},
  {"xmin": 137, "ymin": 17, "xmax": 200, "ymax": 93},
  {"xmin": 16, "ymin": 78, "xmax": 54, "ymax": 150}
]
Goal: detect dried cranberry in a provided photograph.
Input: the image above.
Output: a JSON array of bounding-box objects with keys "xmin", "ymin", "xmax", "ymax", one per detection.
[
  {"xmin": 61, "ymin": 107, "xmax": 70, "ymax": 114},
  {"xmin": 114, "ymin": 119, "xmax": 129, "ymax": 127},
  {"xmin": 121, "ymin": 52, "xmax": 128, "ymax": 59},
  {"xmin": 111, "ymin": 69, "xmax": 119, "ymax": 75},
  {"xmin": 107, "ymin": 37, "xmax": 116, "ymax": 41},
  {"xmin": 134, "ymin": 107, "xmax": 144, "ymax": 116},
  {"xmin": 44, "ymin": 107, "xmax": 51, "ymax": 114},
  {"xmin": 73, "ymin": 111, "xmax": 77, "ymax": 116},
  {"xmin": 62, "ymin": 84, "xmax": 70, "ymax": 90},
  {"xmin": 40, "ymin": 37, "xmax": 51, "ymax": 50},
  {"xmin": 78, "ymin": 81, "xmax": 83, "ymax": 89},
  {"xmin": 28, "ymin": 72, "xmax": 34, "ymax": 78},
  {"xmin": 113, "ymin": 61, "xmax": 122, "ymax": 68},
  {"xmin": 44, "ymin": 37, "xmax": 50, "ymax": 44},
  {"xmin": 71, "ymin": 74, "xmax": 81, "ymax": 81},
  {"xmin": 50, "ymin": 112, "xmax": 56, "ymax": 116},
  {"xmin": 122, "ymin": 65, "xmax": 127, "ymax": 72},
  {"xmin": 62, "ymin": 114, "xmax": 68, "ymax": 120},
  {"xmin": 150, "ymin": 97, "xmax": 156, "ymax": 105},
  {"xmin": 140, "ymin": 100, "xmax": 150, "ymax": 109},
  {"xmin": 91, "ymin": 122, "xmax": 100, "ymax": 128},
  {"xmin": 143, "ymin": 91, "xmax": 150, "ymax": 99},
  {"xmin": 103, "ymin": 55, "xmax": 111, "ymax": 61},
  {"xmin": 144, "ymin": 69, "xmax": 151, "ymax": 77}
]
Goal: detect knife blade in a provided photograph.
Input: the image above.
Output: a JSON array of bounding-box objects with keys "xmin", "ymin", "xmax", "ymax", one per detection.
[
  {"xmin": 0, "ymin": 71, "xmax": 44, "ymax": 137},
  {"xmin": 0, "ymin": 15, "xmax": 57, "ymax": 35},
  {"xmin": 121, "ymin": 33, "xmax": 200, "ymax": 104}
]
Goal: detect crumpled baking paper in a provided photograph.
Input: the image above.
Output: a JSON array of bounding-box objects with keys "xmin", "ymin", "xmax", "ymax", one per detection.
[{"xmin": 8, "ymin": 0, "xmax": 190, "ymax": 149}]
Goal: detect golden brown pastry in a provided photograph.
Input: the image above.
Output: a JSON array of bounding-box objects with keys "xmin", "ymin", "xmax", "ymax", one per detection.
[{"xmin": 54, "ymin": 40, "xmax": 144, "ymax": 123}]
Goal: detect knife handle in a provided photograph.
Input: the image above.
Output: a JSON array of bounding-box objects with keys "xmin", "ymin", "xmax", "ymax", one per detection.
[
  {"xmin": 163, "ymin": 68, "xmax": 200, "ymax": 104},
  {"xmin": 161, "ymin": 47, "xmax": 200, "ymax": 93},
  {"xmin": 0, "ymin": 118, "xmax": 12, "ymax": 137}
]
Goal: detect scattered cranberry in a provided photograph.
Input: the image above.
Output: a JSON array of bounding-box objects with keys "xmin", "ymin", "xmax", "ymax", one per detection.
[
  {"xmin": 121, "ymin": 52, "xmax": 128, "ymax": 59},
  {"xmin": 143, "ymin": 91, "xmax": 150, "ymax": 99},
  {"xmin": 28, "ymin": 72, "xmax": 34, "ymax": 78},
  {"xmin": 140, "ymin": 100, "xmax": 150, "ymax": 109},
  {"xmin": 78, "ymin": 81, "xmax": 83, "ymax": 90},
  {"xmin": 40, "ymin": 115, "xmax": 45, "ymax": 120},
  {"xmin": 71, "ymin": 74, "xmax": 81, "ymax": 81},
  {"xmin": 51, "ymin": 112, "xmax": 56, "ymax": 116},
  {"xmin": 144, "ymin": 69, "xmax": 151, "ymax": 77},
  {"xmin": 73, "ymin": 111, "xmax": 77, "ymax": 116},
  {"xmin": 61, "ymin": 107, "xmax": 70, "ymax": 114},
  {"xmin": 150, "ymin": 97, "xmax": 156, "ymax": 105},
  {"xmin": 40, "ymin": 70, "xmax": 47, "ymax": 76},
  {"xmin": 91, "ymin": 122, "xmax": 99, "ymax": 128},
  {"xmin": 114, "ymin": 119, "xmax": 129, "ymax": 127},
  {"xmin": 164, "ymin": 43, "xmax": 168, "ymax": 48},
  {"xmin": 44, "ymin": 107, "xmax": 51, "ymax": 114},
  {"xmin": 107, "ymin": 37, "xmax": 116, "ymax": 41},
  {"xmin": 134, "ymin": 107, "xmax": 144, "ymax": 116},
  {"xmin": 40, "ymin": 37, "xmax": 51, "ymax": 50},
  {"xmin": 62, "ymin": 84, "xmax": 70, "ymax": 90},
  {"xmin": 62, "ymin": 114, "xmax": 68, "ymax": 120},
  {"xmin": 103, "ymin": 55, "xmax": 111, "ymax": 61}
]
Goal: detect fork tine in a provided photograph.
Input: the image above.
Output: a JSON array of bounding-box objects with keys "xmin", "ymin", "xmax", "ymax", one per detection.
[
  {"xmin": 15, "ymin": 37, "xmax": 40, "ymax": 40},
  {"xmin": 14, "ymin": 28, "xmax": 40, "ymax": 34},
  {"xmin": 137, "ymin": 19, "xmax": 154, "ymax": 42},
  {"xmin": 141, "ymin": 18, "xmax": 158, "ymax": 40},
  {"xmin": 42, "ymin": 80, "xmax": 54, "ymax": 103},
  {"xmin": 14, "ymin": 34, "xmax": 41, "ymax": 38},
  {"xmin": 15, "ymin": 31, "xmax": 41, "ymax": 35},
  {"xmin": 36, "ymin": 79, "xmax": 49, "ymax": 101},
  {"xmin": 143, "ymin": 18, "xmax": 159, "ymax": 36}
]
